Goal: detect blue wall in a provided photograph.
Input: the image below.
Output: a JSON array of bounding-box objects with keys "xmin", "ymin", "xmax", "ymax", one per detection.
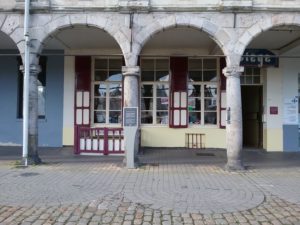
[
  {"xmin": 0, "ymin": 56, "xmax": 22, "ymax": 144},
  {"xmin": 0, "ymin": 52, "xmax": 64, "ymax": 147},
  {"xmin": 283, "ymin": 125, "xmax": 300, "ymax": 152}
]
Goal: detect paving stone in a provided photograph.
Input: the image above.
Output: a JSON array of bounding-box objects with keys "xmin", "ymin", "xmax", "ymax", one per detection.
[{"xmin": 0, "ymin": 149, "xmax": 300, "ymax": 225}]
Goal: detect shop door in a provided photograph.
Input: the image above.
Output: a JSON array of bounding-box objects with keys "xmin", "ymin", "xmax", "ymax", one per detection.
[{"xmin": 242, "ymin": 86, "xmax": 263, "ymax": 148}]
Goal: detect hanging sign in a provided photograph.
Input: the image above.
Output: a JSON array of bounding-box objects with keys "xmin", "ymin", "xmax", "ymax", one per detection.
[{"xmin": 240, "ymin": 49, "xmax": 279, "ymax": 67}]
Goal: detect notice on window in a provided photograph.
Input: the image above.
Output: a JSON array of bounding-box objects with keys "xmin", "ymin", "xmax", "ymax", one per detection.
[
  {"xmin": 123, "ymin": 107, "xmax": 138, "ymax": 127},
  {"xmin": 283, "ymin": 97, "xmax": 299, "ymax": 125}
]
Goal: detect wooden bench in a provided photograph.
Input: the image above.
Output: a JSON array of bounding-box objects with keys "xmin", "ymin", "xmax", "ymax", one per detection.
[{"xmin": 185, "ymin": 133, "xmax": 205, "ymax": 149}]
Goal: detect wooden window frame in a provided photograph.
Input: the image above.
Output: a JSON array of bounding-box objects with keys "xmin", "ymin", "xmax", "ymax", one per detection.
[{"xmin": 91, "ymin": 56, "xmax": 123, "ymax": 127}]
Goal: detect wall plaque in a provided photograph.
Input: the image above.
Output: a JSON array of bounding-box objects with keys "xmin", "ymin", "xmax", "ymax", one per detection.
[{"xmin": 123, "ymin": 107, "xmax": 138, "ymax": 127}]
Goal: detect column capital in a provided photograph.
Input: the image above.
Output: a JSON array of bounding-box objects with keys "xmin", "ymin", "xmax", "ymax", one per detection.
[
  {"xmin": 122, "ymin": 66, "xmax": 140, "ymax": 77},
  {"xmin": 20, "ymin": 64, "xmax": 41, "ymax": 75},
  {"xmin": 222, "ymin": 66, "xmax": 244, "ymax": 78}
]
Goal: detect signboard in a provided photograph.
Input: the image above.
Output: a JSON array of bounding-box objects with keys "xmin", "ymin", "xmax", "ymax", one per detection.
[
  {"xmin": 123, "ymin": 107, "xmax": 138, "ymax": 127},
  {"xmin": 283, "ymin": 97, "xmax": 298, "ymax": 125},
  {"xmin": 240, "ymin": 49, "xmax": 279, "ymax": 67},
  {"xmin": 270, "ymin": 106, "xmax": 278, "ymax": 115}
]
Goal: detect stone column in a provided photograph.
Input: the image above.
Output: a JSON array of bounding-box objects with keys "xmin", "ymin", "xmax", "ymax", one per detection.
[
  {"xmin": 122, "ymin": 66, "xmax": 140, "ymax": 108},
  {"xmin": 122, "ymin": 66, "xmax": 140, "ymax": 168},
  {"xmin": 223, "ymin": 66, "xmax": 244, "ymax": 170},
  {"xmin": 28, "ymin": 64, "xmax": 42, "ymax": 164}
]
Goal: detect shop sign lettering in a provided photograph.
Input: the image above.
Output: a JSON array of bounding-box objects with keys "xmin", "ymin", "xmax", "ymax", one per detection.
[{"xmin": 240, "ymin": 49, "xmax": 279, "ymax": 67}]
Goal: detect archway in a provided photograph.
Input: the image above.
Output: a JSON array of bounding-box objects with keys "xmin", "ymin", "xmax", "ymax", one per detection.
[
  {"xmin": 241, "ymin": 24, "xmax": 300, "ymax": 152},
  {"xmin": 38, "ymin": 25, "xmax": 126, "ymax": 155},
  {"xmin": 137, "ymin": 26, "xmax": 228, "ymax": 150}
]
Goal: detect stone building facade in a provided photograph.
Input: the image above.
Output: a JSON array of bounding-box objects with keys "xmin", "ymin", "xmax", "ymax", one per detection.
[{"xmin": 1, "ymin": 0, "xmax": 300, "ymax": 168}]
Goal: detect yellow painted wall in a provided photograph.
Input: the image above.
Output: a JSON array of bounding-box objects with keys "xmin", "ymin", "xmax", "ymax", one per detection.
[
  {"xmin": 141, "ymin": 127, "xmax": 226, "ymax": 148},
  {"xmin": 263, "ymin": 128, "xmax": 283, "ymax": 151},
  {"xmin": 63, "ymin": 127, "xmax": 74, "ymax": 145}
]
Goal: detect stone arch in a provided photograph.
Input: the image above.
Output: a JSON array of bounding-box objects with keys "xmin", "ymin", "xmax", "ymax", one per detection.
[
  {"xmin": 0, "ymin": 14, "xmax": 24, "ymax": 59},
  {"xmin": 132, "ymin": 14, "xmax": 232, "ymax": 66},
  {"xmin": 32, "ymin": 14, "xmax": 131, "ymax": 65},
  {"xmin": 236, "ymin": 13, "xmax": 300, "ymax": 59}
]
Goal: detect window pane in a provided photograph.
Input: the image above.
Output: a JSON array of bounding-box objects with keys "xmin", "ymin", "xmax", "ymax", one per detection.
[
  {"xmin": 253, "ymin": 67, "xmax": 260, "ymax": 75},
  {"xmin": 141, "ymin": 71, "xmax": 155, "ymax": 81},
  {"xmin": 203, "ymin": 70, "xmax": 217, "ymax": 81},
  {"xmin": 189, "ymin": 112, "xmax": 201, "ymax": 124},
  {"xmin": 188, "ymin": 84, "xmax": 201, "ymax": 97},
  {"xmin": 94, "ymin": 98, "xmax": 106, "ymax": 110},
  {"xmin": 245, "ymin": 76, "xmax": 252, "ymax": 84},
  {"xmin": 156, "ymin": 71, "xmax": 169, "ymax": 81},
  {"xmin": 203, "ymin": 59, "xmax": 216, "ymax": 69},
  {"xmin": 157, "ymin": 97, "xmax": 169, "ymax": 110},
  {"xmin": 94, "ymin": 111, "xmax": 106, "ymax": 123},
  {"xmin": 189, "ymin": 71, "xmax": 202, "ymax": 81},
  {"xmin": 156, "ymin": 84, "xmax": 169, "ymax": 97},
  {"xmin": 141, "ymin": 84, "xmax": 153, "ymax": 97},
  {"xmin": 141, "ymin": 59, "xmax": 154, "ymax": 70},
  {"xmin": 109, "ymin": 58, "xmax": 122, "ymax": 69},
  {"xmin": 204, "ymin": 112, "xmax": 217, "ymax": 125},
  {"xmin": 95, "ymin": 71, "xmax": 107, "ymax": 81},
  {"xmin": 108, "ymin": 71, "xmax": 122, "ymax": 81},
  {"xmin": 205, "ymin": 98, "xmax": 217, "ymax": 110},
  {"xmin": 109, "ymin": 111, "xmax": 121, "ymax": 123},
  {"xmin": 109, "ymin": 98, "xmax": 121, "ymax": 110},
  {"xmin": 95, "ymin": 59, "xmax": 107, "ymax": 69},
  {"xmin": 141, "ymin": 111, "xmax": 153, "ymax": 124},
  {"xmin": 253, "ymin": 76, "xmax": 260, "ymax": 84},
  {"xmin": 94, "ymin": 84, "xmax": 106, "ymax": 97},
  {"xmin": 188, "ymin": 98, "xmax": 201, "ymax": 111},
  {"xmin": 204, "ymin": 85, "xmax": 217, "ymax": 97},
  {"xmin": 156, "ymin": 59, "xmax": 169, "ymax": 70},
  {"xmin": 141, "ymin": 98, "xmax": 153, "ymax": 110},
  {"xmin": 109, "ymin": 83, "xmax": 122, "ymax": 97},
  {"xmin": 156, "ymin": 111, "xmax": 168, "ymax": 124},
  {"xmin": 245, "ymin": 67, "xmax": 252, "ymax": 75},
  {"xmin": 189, "ymin": 59, "xmax": 202, "ymax": 70}
]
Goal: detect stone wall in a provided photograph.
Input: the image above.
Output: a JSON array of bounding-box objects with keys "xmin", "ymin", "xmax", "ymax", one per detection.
[
  {"xmin": 1, "ymin": 11, "xmax": 300, "ymax": 67},
  {"xmin": 2, "ymin": 0, "xmax": 300, "ymax": 12}
]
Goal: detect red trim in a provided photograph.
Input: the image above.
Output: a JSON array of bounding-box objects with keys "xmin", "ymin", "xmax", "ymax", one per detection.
[
  {"xmin": 74, "ymin": 56, "xmax": 92, "ymax": 154},
  {"xmin": 77, "ymin": 127, "xmax": 124, "ymax": 154},
  {"xmin": 220, "ymin": 57, "xmax": 226, "ymax": 129},
  {"xmin": 169, "ymin": 57, "xmax": 188, "ymax": 128}
]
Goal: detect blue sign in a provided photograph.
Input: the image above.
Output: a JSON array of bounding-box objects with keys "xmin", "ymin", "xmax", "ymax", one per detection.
[{"xmin": 240, "ymin": 49, "xmax": 279, "ymax": 67}]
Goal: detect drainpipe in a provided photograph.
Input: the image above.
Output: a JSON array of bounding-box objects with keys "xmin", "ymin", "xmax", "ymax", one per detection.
[{"xmin": 22, "ymin": 0, "xmax": 30, "ymax": 166}]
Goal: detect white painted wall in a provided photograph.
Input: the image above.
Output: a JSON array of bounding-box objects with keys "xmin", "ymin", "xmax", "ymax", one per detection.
[
  {"xmin": 264, "ymin": 67, "xmax": 283, "ymax": 129},
  {"xmin": 262, "ymin": 67, "xmax": 283, "ymax": 151},
  {"xmin": 282, "ymin": 58, "xmax": 300, "ymax": 105},
  {"xmin": 62, "ymin": 56, "xmax": 75, "ymax": 145}
]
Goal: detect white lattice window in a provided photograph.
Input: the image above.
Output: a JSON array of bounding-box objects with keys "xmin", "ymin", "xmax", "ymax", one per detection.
[
  {"xmin": 241, "ymin": 67, "xmax": 262, "ymax": 85},
  {"xmin": 92, "ymin": 57, "xmax": 123, "ymax": 125},
  {"xmin": 188, "ymin": 58, "xmax": 219, "ymax": 126},
  {"xmin": 141, "ymin": 58, "xmax": 169, "ymax": 125}
]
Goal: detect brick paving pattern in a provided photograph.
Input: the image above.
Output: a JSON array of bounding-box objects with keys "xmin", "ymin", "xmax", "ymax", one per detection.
[{"xmin": 0, "ymin": 147, "xmax": 299, "ymax": 224}]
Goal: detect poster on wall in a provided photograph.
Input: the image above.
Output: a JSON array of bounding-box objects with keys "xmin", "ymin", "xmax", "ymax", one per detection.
[{"xmin": 283, "ymin": 97, "xmax": 299, "ymax": 125}]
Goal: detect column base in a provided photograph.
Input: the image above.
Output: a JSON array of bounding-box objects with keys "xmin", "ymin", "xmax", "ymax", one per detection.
[
  {"xmin": 21, "ymin": 154, "xmax": 42, "ymax": 166},
  {"xmin": 225, "ymin": 160, "xmax": 245, "ymax": 171}
]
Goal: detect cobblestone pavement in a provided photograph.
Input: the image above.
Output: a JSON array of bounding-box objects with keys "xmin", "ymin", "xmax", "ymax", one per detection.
[{"xmin": 0, "ymin": 147, "xmax": 299, "ymax": 225}]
